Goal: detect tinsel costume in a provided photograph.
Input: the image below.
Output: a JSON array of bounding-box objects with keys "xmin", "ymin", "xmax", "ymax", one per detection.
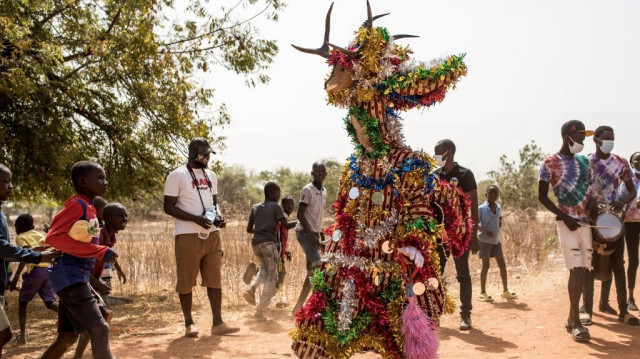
[{"xmin": 290, "ymin": 3, "xmax": 472, "ymax": 358}]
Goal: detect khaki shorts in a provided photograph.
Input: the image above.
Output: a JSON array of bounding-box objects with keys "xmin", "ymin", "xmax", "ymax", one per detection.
[
  {"xmin": 175, "ymin": 231, "xmax": 222, "ymax": 294},
  {"xmin": 0, "ymin": 296, "xmax": 9, "ymax": 331}
]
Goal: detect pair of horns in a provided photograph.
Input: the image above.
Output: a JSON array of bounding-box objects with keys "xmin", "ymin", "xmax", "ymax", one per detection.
[{"xmin": 291, "ymin": 1, "xmax": 419, "ymax": 59}]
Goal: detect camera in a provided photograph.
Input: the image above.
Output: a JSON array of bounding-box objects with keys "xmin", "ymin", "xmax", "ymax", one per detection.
[{"xmin": 204, "ymin": 207, "xmax": 223, "ymax": 227}]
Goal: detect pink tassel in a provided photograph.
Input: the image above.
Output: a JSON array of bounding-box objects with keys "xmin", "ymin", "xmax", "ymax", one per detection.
[{"xmin": 402, "ymin": 296, "xmax": 439, "ymax": 359}]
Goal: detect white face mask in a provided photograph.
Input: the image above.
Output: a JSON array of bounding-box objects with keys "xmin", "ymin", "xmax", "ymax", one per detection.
[
  {"xmin": 434, "ymin": 151, "xmax": 448, "ymax": 167},
  {"xmin": 568, "ymin": 137, "xmax": 584, "ymax": 154},
  {"xmin": 598, "ymin": 140, "xmax": 614, "ymax": 154}
]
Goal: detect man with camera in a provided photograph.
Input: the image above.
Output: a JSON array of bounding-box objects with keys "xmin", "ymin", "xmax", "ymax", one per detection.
[{"xmin": 164, "ymin": 138, "xmax": 239, "ymax": 337}]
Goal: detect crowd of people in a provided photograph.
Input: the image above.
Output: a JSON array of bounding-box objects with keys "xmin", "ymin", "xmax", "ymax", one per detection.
[{"xmin": 0, "ymin": 126, "xmax": 638, "ymax": 357}]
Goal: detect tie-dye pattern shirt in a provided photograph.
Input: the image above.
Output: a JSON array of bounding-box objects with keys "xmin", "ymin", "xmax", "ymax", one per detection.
[
  {"xmin": 620, "ymin": 174, "xmax": 640, "ymax": 222},
  {"xmin": 539, "ymin": 153, "xmax": 591, "ymax": 222},
  {"xmin": 589, "ymin": 153, "xmax": 632, "ymax": 205}
]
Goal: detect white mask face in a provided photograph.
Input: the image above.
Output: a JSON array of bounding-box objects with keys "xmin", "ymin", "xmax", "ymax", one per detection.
[
  {"xmin": 434, "ymin": 151, "xmax": 448, "ymax": 167},
  {"xmin": 598, "ymin": 140, "xmax": 614, "ymax": 154},
  {"xmin": 568, "ymin": 137, "xmax": 584, "ymax": 154}
]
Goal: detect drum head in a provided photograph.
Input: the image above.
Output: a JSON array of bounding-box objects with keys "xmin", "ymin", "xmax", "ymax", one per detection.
[{"xmin": 595, "ymin": 212, "xmax": 623, "ymax": 240}]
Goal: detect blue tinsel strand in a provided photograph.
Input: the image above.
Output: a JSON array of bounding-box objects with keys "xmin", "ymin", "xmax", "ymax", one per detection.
[{"xmin": 348, "ymin": 154, "xmax": 435, "ymax": 195}]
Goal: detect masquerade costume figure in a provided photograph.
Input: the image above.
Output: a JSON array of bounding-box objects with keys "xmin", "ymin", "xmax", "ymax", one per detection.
[{"xmin": 290, "ymin": 2, "xmax": 471, "ymax": 358}]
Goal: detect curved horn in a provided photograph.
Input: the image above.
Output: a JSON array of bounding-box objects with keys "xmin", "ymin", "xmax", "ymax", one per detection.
[
  {"xmin": 362, "ymin": 13, "xmax": 389, "ymax": 27},
  {"xmin": 326, "ymin": 42, "xmax": 359, "ymax": 58},
  {"xmin": 324, "ymin": 1, "xmax": 374, "ymax": 59},
  {"xmin": 392, "ymin": 34, "xmax": 420, "ymax": 41},
  {"xmin": 291, "ymin": 2, "xmax": 334, "ymax": 58}
]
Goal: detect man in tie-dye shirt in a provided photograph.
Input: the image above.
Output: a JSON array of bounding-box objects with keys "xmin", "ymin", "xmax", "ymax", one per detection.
[
  {"xmin": 538, "ymin": 120, "xmax": 594, "ymax": 342},
  {"xmin": 582, "ymin": 126, "xmax": 638, "ymax": 326}
]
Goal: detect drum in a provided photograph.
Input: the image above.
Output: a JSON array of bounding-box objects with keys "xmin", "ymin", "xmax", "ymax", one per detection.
[
  {"xmin": 592, "ymin": 208, "xmax": 624, "ymax": 281},
  {"xmin": 593, "ymin": 211, "xmax": 624, "ymax": 244}
]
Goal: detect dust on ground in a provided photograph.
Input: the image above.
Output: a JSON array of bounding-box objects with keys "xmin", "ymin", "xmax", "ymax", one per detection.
[{"xmin": 4, "ymin": 260, "xmax": 640, "ymax": 359}]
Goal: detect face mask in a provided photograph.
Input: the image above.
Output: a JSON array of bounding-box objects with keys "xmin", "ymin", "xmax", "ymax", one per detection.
[
  {"xmin": 568, "ymin": 137, "xmax": 584, "ymax": 154},
  {"xmin": 434, "ymin": 151, "xmax": 448, "ymax": 167},
  {"xmin": 598, "ymin": 140, "xmax": 614, "ymax": 154}
]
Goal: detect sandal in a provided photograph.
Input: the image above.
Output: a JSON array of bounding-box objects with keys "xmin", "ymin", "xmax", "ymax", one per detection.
[
  {"xmin": 477, "ymin": 293, "xmax": 494, "ymax": 302},
  {"xmin": 565, "ymin": 323, "xmax": 590, "ymax": 342},
  {"xmin": 501, "ymin": 290, "xmax": 518, "ymax": 299},
  {"xmin": 579, "ymin": 312, "xmax": 592, "ymax": 326},
  {"xmin": 628, "ymin": 299, "xmax": 639, "ymax": 311},
  {"xmin": 618, "ymin": 313, "xmax": 640, "ymax": 325},
  {"xmin": 243, "ymin": 262, "xmax": 258, "ymax": 285}
]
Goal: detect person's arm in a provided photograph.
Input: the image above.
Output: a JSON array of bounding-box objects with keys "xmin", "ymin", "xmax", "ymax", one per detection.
[
  {"xmin": 0, "ymin": 234, "xmax": 42, "ymax": 264},
  {"xmin": 89, "ymin": 275, "xmax": 111, "ymax": 296},
  {"xmin": 9, "ymin": 262, "xmax": 26, "ymax": 291},
  {"xmin": 612, "ymin": 179, "xmax": 637, "ymax": 212},
  {"xmin": 468, "ymin": 189, "xmax": 479, "ymax": 253},
  {"xmin": 45, "ymin": 201, "xmax": 116, "ymax": 262},
  {"xmin": 297, "ymin": 203, "xmax": 314, "ymax": 235},
  {"xmin": 246, "ymin": 209, "xmax": 254, "ymax": 234},
  {"xmin": 113, "ymin": 259, "xmax": 127, "ymax": 284},
  {"xmin": 213, "ymin": 194, "xmax": 226, "ymax": 228},
  {"xmin": 538, "ymin": 180, "xmax": 580, "ymax": 231}
]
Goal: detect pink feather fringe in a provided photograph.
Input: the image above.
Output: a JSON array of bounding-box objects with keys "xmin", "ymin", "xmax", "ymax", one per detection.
[{"xmin": 402, "ymin": 296, "xmax": 439, "ymax": 359}]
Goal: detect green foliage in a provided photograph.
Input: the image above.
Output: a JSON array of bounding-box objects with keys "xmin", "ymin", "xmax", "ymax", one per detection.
[
  {"xmin": 0, "ymin": 0, "xmax": 284, "ymax": 202},
  {"xmin": 487, "ymin": 141, "xmax": 546, "ymax": 214},
  {"xmin": 216, "ymin": 158, "xmax": 341, "ymax": 211}
]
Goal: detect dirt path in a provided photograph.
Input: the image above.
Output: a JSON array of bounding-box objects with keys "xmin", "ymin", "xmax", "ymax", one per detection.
[{"xmin": 6, "ymin": 262, "xmax": 640, "ymax": 358}]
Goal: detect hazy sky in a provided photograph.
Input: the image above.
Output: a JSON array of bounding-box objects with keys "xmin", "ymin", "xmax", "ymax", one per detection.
[{"xmin": 202, "ymin": 0, "xmax": 640, "ymax": 179}]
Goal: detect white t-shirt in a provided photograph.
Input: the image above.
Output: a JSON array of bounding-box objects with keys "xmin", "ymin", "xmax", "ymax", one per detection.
[
  {"xmin": 295, "ymin": 183, "xmax": 327, "ymax": 233},
  {"xmin": 164, "ymin": 165, "xmax": 219, "ymax": 236}
]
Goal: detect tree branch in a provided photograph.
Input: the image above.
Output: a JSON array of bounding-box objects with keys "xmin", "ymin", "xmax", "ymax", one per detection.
[
  {"xmin": 159, "ymin": 2, "xmax": 271, "ymax": 48},
  {"xmin": 39, "ymin": 5, "xmax": 70, "ymax": 25}
]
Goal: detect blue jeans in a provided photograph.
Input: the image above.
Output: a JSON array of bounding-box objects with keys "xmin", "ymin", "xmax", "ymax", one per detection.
[{"xmin": 296, "ymin": 230, "xmax": 322, "ymax": 271}]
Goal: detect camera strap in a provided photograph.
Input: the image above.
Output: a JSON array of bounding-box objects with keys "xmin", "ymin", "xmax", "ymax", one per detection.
[{"xmin": 186, "ymin": 164, "xmax": 212, "ymax": 213}]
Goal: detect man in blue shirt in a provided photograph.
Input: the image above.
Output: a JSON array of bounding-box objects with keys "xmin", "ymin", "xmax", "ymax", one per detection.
[{"xmin": 477, "ymin": 185, "xmax": 517, "ymax": 302}]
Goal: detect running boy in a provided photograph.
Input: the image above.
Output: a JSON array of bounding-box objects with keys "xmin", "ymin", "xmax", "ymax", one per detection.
[
  {"xmin": 9, "ymin": 214, "xmax": 59, "ymax": 345},
  {"xmin": 477, "ymin": 185, "xmax": 517, "ymax": 302},
  {"xmin": 74, "ymin": 202, "xmax": 129, "ymax": 359},
  {"xmin": 41, "ymin": 161, "xmax": 118, "ymax": 359},
  {"xmin": 276, "ymin": 196, "xmax": 295, "ymax": 291},
  {"xmin": 244, "ymin": 183, "xmax": 297, "ymax": 320},
  {"xmin": 0, "ymin": 164, "xmax": 60, "ymax": 358},
  {"xmin": 538, "ymin": 120, "xmax": 593, "ymax": 342}
]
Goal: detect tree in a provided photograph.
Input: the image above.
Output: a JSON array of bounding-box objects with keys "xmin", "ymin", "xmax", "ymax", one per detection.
[
  {"xmin": 0, "ymin": 0, "xmax": 283, "ymax": 202},
  {"xmin": 487, "ymin": 141, "xmax": 545, "ymax": 214}
]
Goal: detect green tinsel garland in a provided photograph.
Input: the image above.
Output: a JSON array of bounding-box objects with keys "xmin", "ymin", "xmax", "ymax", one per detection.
[
  {"xmin": 382, "ymin": 53, "xmax": 467, "ymax": 92},
  {"xmin": 310, "ymin": 268, "xmax": 374, "ymax": 346},
  {"xmin": 377, "ymin": 27, "xmax": 390, "ymax": 43},
  {"xmin": 379, "ymin": 278, "xmax": 403, "ymax": 303},
  {"xmin": 343, "ymin": 106, "xmax": 390, "ymax": 159}
]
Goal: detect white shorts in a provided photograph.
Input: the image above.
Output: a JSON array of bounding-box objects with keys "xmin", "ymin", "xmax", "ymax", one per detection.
[
  {"xmin": 0, "ymin": 296, "xmax": 9, "ymax": 331},
  {"xmin": 557, "ymin": 221, "xmax": 593, "ymax": 270}
]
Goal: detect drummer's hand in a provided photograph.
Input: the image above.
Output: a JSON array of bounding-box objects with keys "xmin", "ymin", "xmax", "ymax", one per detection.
[
  {"xmin": 485, "ymin": 230, "xmax": 494, "ymax": 238},
  {"xmin": 611, "ymin": 200, "xmax": 625, "ymax": 213},
  {"xmin": 562, "ymin": 214, "xmax": 580, "ymax": 231}
]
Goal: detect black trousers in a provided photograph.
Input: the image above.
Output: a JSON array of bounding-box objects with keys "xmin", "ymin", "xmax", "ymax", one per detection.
[
  {"xmin": 625, "ymin": 222, "xmax": 640, "ymax": 291},
  {"xmin": 438, "ymin": 245, "xmax": 472, "ymax": 318},
  {"xmin": 584, "ymin": 238, "xmax": 627, "ymax": 316}
]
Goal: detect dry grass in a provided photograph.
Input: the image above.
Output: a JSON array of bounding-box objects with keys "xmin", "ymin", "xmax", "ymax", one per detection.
[{"xmin": 107, "ymin": 209, "xmax": 558, "ymax": 303}]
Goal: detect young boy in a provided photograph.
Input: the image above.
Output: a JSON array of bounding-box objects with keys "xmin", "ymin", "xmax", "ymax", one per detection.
[
  {"xmin": 74, "ymin": 202, "xmax": 129, "ymax": 359},
  {"xmin": 476, "ymin": 185, "xmax": 516, "ymax": 302},
  {"xmin": 41, "ymin": 160, "xmax": 118, "ymax": 359},
  {"xmin": 275, "ymin": 196, "xmax": 295, "ymax": 291},
  {"xmin": 9, "ymin": 214, "xmax": 59, "ymax": 345},
  {"xmin": 0, "ymin": 164, "xmax": 60, "ymax": 358},
  {"xmin": 292, "ymin": 161, "xmax": 327, "ymax": 314},
  {"xmin": 244, "ymin": 182, "xmax": 296, "ymax": 320}
]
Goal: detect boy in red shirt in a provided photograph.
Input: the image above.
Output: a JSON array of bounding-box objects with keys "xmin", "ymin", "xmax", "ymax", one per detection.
[
  {"xmin": 74, "ymin": 202, "xmax": 128, "ymax": 359},
  {"xmin": 41, "ymin": 161, "xmax": 118, "ymax": 359}
]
